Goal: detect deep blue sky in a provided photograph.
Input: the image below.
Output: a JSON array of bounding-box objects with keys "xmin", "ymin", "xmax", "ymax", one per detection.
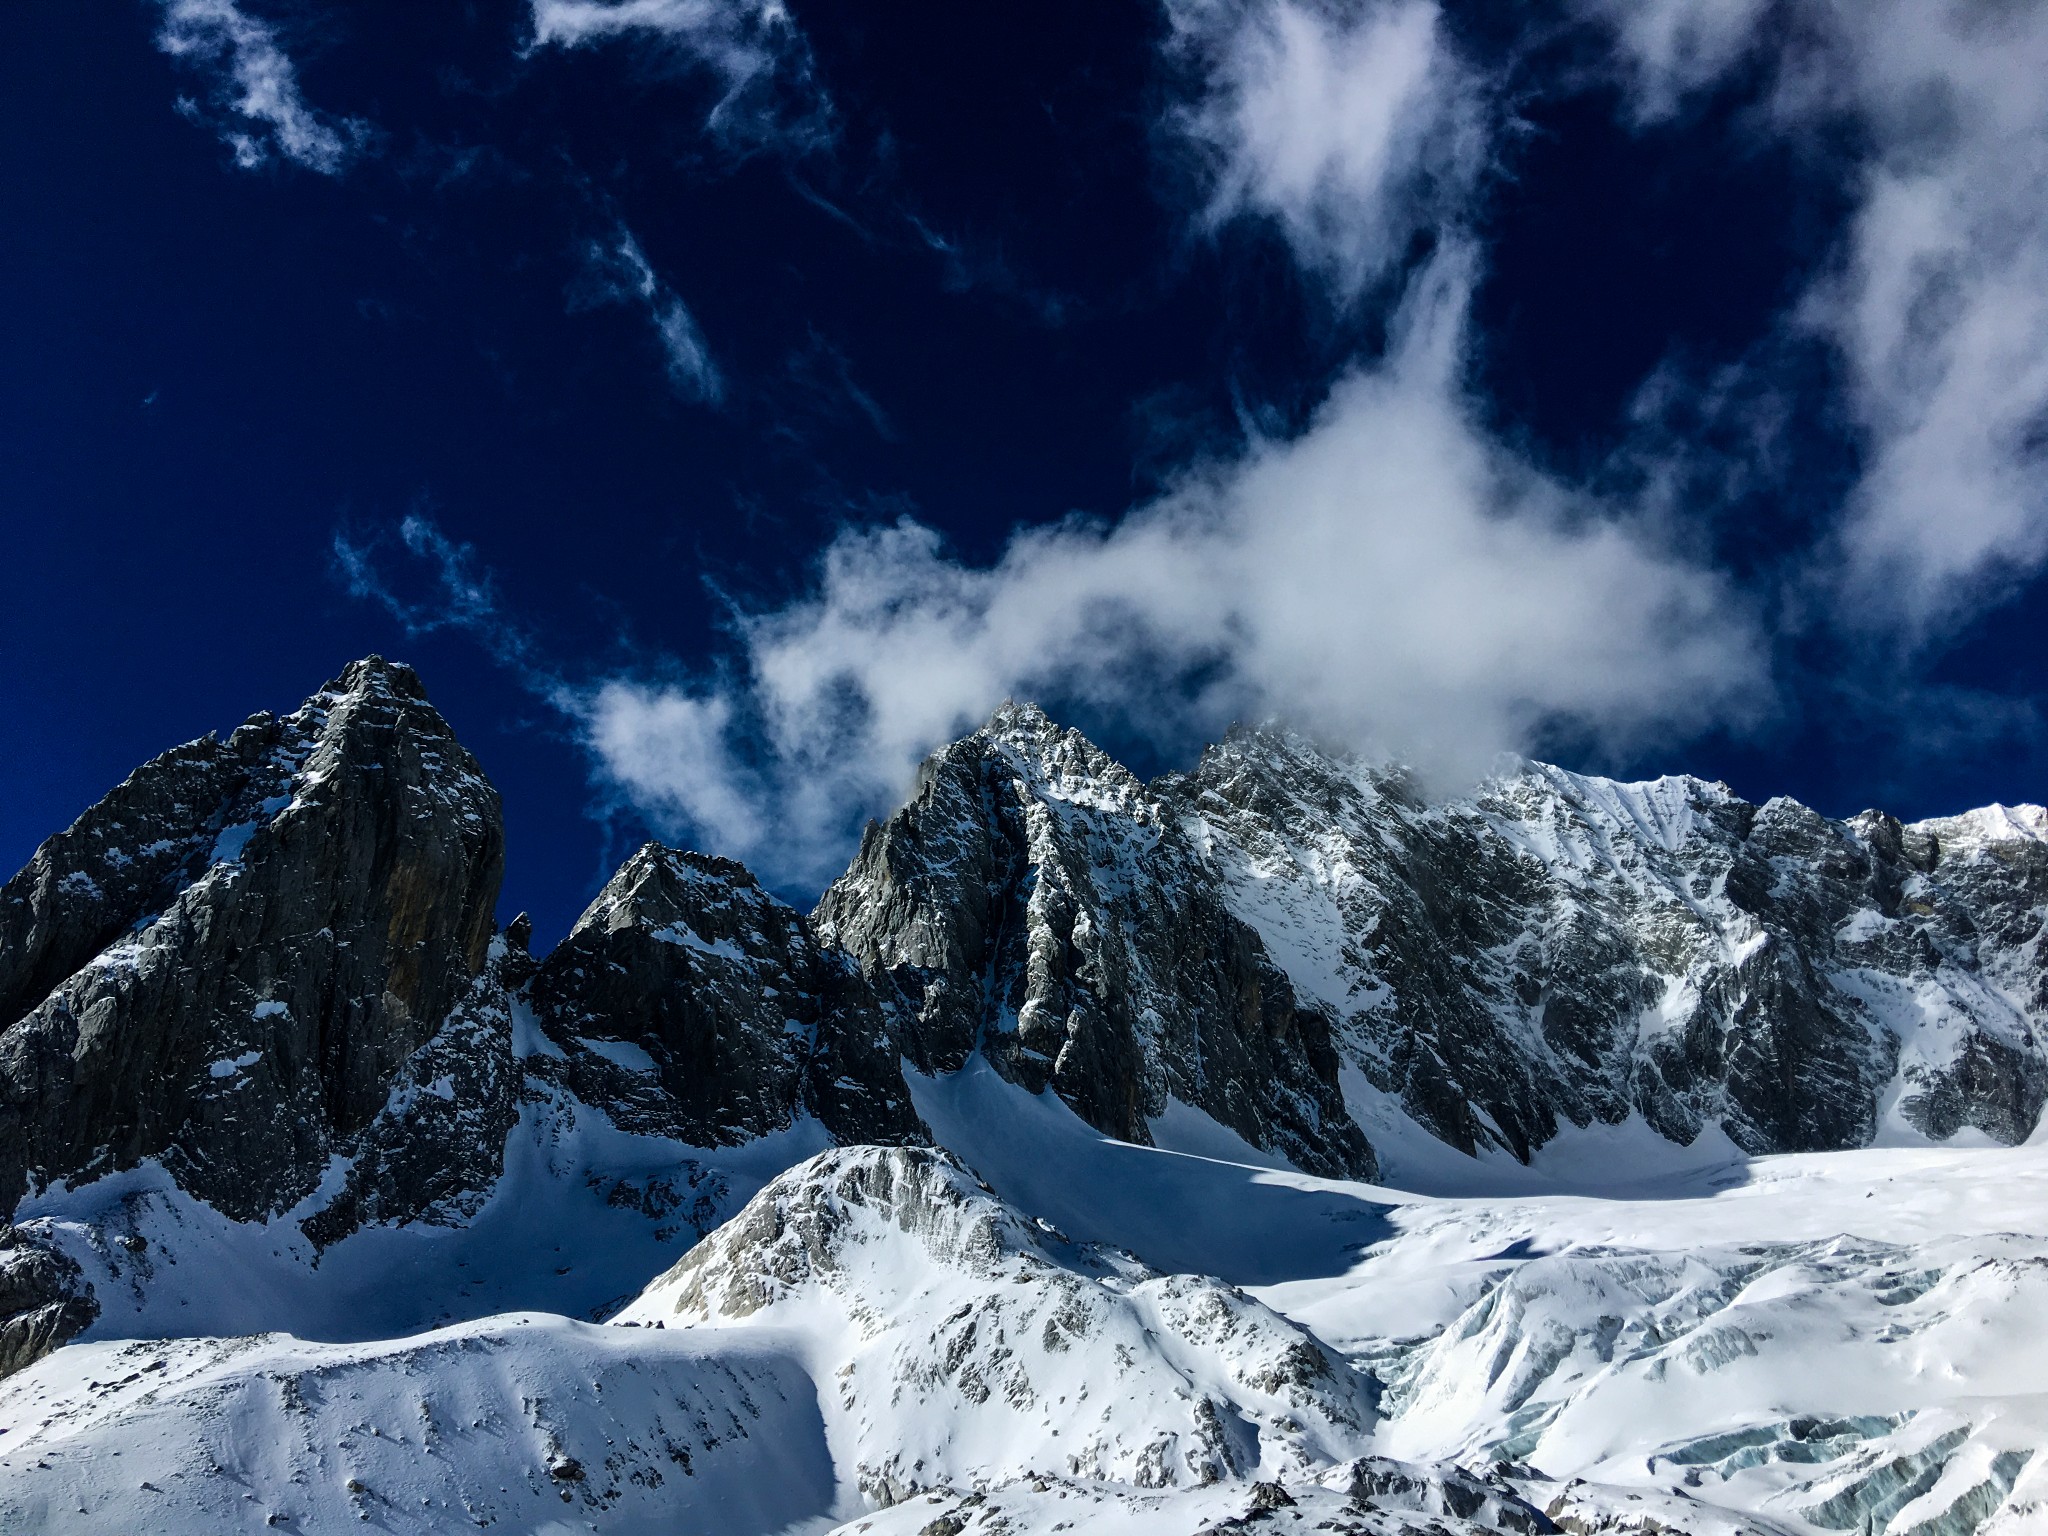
[{"xmin": 5, "ymin": 0, "xmax": 2045, "ymax": 943}]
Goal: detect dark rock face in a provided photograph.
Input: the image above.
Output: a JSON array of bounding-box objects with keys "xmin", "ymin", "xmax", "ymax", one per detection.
[
  {"xmin": 809, "ymin": 708, "xmax": 2048, "ymax": 1166},
  {"xmin": 814, "ymin": 706, "xmax": 1376, "ymax": 1180},
  {"xmin": 532, "ymin": 845, "xmax": 924, "ymax": 1148},
  {"xmin": 0, "ymin": 657, "xmax": 506, "ymax": 1220},
  {"xmin": 5, "ymin": 647, "xmax": 2042, "ymax": 1372},
  {"xmin": 0, "ymin": 652, "xmax": 931, "ymax": 1308},
  {"xmin": 0, "ymin": 735, "xmax": 246, "ymax": 1034},
  {"xmin": 0, "ymin": 1226, "xmax": 96, "ymax": 1380},
  {"xmin": 1164, "ymin": 729, "xmax": 2048, "ymax": 1158},
  {"xmin": 297, "ymin": 953, "xmax": 522, "ymax": 1249},
  {"xmin": 1336, "ymin": 1458, "xmax": 1552, "ymax": 1532}
]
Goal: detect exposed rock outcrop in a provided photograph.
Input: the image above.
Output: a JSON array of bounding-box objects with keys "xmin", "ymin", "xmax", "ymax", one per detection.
[
  {"xmin": 0, "ymin": 657, "xmax": 505, "ymax": 1220},
  {"xmin": 814, "ymin": 705, "xmax": 1376, "ymax": 1180},
  {"xmin": 0, "ymin": 1225, "xmax": 96, "ymax": 1379},
  {"xmin": 532, "ymin": 844, "xmax": 924, "ymax": 1148},
  {"xmin": 297, "ymin": 947, "xmax": 523, "ymax": 1249},
  {"xmin": 0, "ymin": 654, "xmax": 931, "ymax": 1315}
]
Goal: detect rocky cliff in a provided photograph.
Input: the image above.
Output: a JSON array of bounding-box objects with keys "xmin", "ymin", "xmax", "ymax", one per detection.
[
  {"xmin": 530, "ymin": 843, "xmax": 923, "ymax": 1148},
  {"xmin": 1166, "ymin": 727, "xmax": 2048, "ymax": 1159},
  {"xmin": 813, "ymin": 705, "xmax": 1375, "ymax": 1180},
  {"xmin": 4, "ymin": 661, "xmax": 2044, "ymax": 1384},
  {"xmin": 0, "ymin": 659, "xmax": 926, "ymax": 1374},
  {"xmin": 0, "ymin": 656, "xmax": 505, "ymax": 1224}
]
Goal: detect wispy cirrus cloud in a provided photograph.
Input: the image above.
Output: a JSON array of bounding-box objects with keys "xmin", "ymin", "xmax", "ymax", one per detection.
[
  {"xmin": 155, "ymin": 0, "xmax": 368, "ymax": 174},
  {"xmin": 1163, "ymin": 0, "xmax": 1489, "ymax": 300},
  {"xmin": 1579, "ymin": 0, "xmax": 2048, "ymax": 642},
  {"xmin": 570, "ymin": 222, "xmax": 724, "ymax": 404},
  {"xmin": 1574, "ymin": 0, "xmax": 1773, "ymax": 123},
  {"xmin": 526, "ymin": 0, "xmax": 830, "ymax": 153},
  {"xmin": 333, "ymin": 515, "xmax": 550, "ymax": 680}
]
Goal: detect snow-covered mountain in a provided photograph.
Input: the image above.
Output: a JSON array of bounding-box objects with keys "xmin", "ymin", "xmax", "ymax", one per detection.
[
  {"xmin": 814, "ymin": 703, "xmax": 1374, "ymax": 1179},
  {"xmin": 8, "ymin": 1107, "xmax": 2045, "ymax": 1534},
  {"xmin": 1166, "ymin": 725, "xmax": 2048, "ymax": 1164},
  {"xmin": 1, "ymin": 657, "xmax": 2045, "ymax": 1534}
]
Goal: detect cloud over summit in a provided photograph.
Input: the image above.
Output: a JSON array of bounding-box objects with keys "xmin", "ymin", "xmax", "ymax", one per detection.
[
  {"xmin": 567, "ymin": 2, "xmax": 1777, "ymax": 884},
  {"xmin": 585, "ymin": 250, "xmax": 1764, "ymax": 886},
  {"xmin": 296, "ymin": 0, "xmax": 2048, "ymax": 889}
]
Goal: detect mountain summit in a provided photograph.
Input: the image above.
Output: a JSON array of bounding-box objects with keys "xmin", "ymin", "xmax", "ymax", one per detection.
[{"xmin": 1, "ymin": 660, "xmax": 2045, "ymax": 1534}]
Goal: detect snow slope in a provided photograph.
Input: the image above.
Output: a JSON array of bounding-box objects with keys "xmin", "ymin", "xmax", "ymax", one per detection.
[
  {"xmin": 9, "ymin": 1080, "xmax": 832, "ymax": 1343},
  {"xmin": 916, "ymin": 1065, "xmax": 2048, "ymax": 1535},
  {"xmin": 0, "ymin": 1316, "xmax": 838, "ymax": 1534},
  {"xmin": 6, "ymin": 1070, "xmax": 2045, "ymax": 1533}
]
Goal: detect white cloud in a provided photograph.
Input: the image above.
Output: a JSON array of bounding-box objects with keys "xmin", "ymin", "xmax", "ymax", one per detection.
[
  {"xmin": 1164, "ymin": 0, "xmax": 1487, "ymax": 297},
  {"xmin": 155, "ymin": 0, "xmax": 366, "ymax": 174},
  {"xmin": 573, "ymin": 224, "xmax": 723, "ymax": 403},
  {"xmin": 1575, "ymin": 0, "xmax": 1773, "ymax": 122},
  {"xmin": 1582, "ymin": 0, "xmax": 2048, "ymax": 640},
  {"xmin": 1817, "ymin": 2, "xmax": 2048, "ymax": 636},
  {"xmin": 565, "ymin": 7, "xmax": 1774, "ymax": 885},
  {"xmin": 585, "ymin": 686, "xmax": 766, "ymax": 854},
  {"xmin": 585, "ymin": 253, "xmax": 1764, "ymax": 887},
  {"xmin": 527, "ymin": 0, "xmax": 827, "ymax": 151}
]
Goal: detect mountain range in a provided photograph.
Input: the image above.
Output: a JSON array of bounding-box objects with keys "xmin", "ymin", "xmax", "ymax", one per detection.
[{"xmin": 1, "ymin": 656, "xmax": 2043, "ymax": 1534}]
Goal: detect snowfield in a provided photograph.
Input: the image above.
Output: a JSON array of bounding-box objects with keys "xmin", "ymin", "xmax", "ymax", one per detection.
[
  {"xmin": 6, "ymin": 1080, "xmax": 834, "ymax": 1344},
  {"xmin": 3, "ymin": 1067, "xmax": 2045, "ymax": 1534},
  {"xmin": 11, "ymin": 667, "xmax": 2048, "ymax": 1534}
]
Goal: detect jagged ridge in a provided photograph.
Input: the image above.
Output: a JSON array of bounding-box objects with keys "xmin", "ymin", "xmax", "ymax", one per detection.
[
  {"xmin": 3, "ymin": 659, "xmax": 2046, "ymax": 1388},
  {"xmin": 1168, "ymin": 726, "xmax": 2048, "ymax": 1159}
]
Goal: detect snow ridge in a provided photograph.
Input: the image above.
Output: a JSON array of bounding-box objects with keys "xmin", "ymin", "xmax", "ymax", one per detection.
[
  {"xmin": 1166, "ymin": 724, "xmax": 2048, "ymax": 1164},
  {"xmin": 5, "ymin": 670, "xmax": 2048, "ymax": 1536}
]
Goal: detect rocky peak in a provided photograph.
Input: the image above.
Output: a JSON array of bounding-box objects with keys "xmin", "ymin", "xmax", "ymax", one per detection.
[
  {"xmin": 0, "ymin": 734, "xmax": 248, "ymax": 1037},
  {"xmin": 816, "ymin": 711, "xmax": 1376, "ymax": 1180},
  {"xmin": 978, "ymin": 697, "xmax": 1058, "ymax": 740},
  {"xmin": 1910, "ymin": 802, "xmax": 2048, "ymax": 863},
  {"xmin": 566, "ymin": 843, "xmax": 793, "ymax": 951},
  {"xmin": 532, "ymin": 842, "xmax": 924, "ymax": 1149},
  {"xmin": 8, "ymin": 658, "xmax": 2046, "ymax": 1399},
  {"xmin": 973, "ymin": 700, "xmax": 1157, "ymax": 816},
  {"xmin": 0, "ymin": 655, "xmax": 504, "ymax": 1223}
]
